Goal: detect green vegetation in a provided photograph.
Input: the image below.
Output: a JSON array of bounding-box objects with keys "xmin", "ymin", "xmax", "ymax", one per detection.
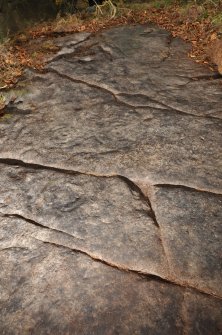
[
  {"xmin": 149, "ymin": 0, "xmax": 174, "ymax": 9},
  {"xmin": 212, "ymin": 12, "xmax": 222, "ymax": 27},
  {"xmin": 0, "ymin": 113, "xmax": 13, "ymax": 122}
]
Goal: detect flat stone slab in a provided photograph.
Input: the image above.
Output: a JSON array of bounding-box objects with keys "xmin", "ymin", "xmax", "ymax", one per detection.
[{"xmin": 0, "ymin": 24, "xmax": 222, "ymax": 334}]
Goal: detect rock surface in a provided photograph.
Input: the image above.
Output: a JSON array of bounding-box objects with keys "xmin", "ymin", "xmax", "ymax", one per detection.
[{"xmin": 0, "ymin": 24, "xmax": 222, "ymax": 334}]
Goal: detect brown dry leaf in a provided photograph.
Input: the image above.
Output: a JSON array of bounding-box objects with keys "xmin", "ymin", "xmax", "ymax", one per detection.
[{"xmin": 1, "ymin": 1, "xmax": 222, "ymax": 87}]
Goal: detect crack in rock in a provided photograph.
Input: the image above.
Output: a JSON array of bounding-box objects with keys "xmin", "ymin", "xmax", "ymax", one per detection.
[
  {"xmin": 1, "ymin": 212, "xmax": 84, "ymax": 241},
  {"xmin": 47, "ymin": 39, "xmax": 98, "ymax": 64},
  {"xmin": 0, "ymin": 157, "xmax": 221, "ymax": 196},
  {"xmin": 119, "ymin": 177, "xmax": 172, "ymax": 277},
  {"xmin": 30, "ymin": 235, "xmax": 222, "ymax": 300},
  {"xmin": 191, "ymin": 74, "xmax": 222, "ymax": 81},
  {"xmin": 45, "ymin": 67, "xmax": 222, "ymax": 120},
  {"xmin": 120, "ymin": 176, "xmax": 160, "ymax": 228},
  {"xmin": 1, "ymin": 209, "xmax": 221, "ymax": 300},
  {"xmin": 45, "ymin": 67, "xmax": 134, "ymax": 110},
  {"xmin": 154, "ymin": 183, "xmax": 222, "ymax": 196}
]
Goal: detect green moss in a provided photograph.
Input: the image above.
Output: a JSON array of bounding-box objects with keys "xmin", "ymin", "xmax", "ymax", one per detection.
[
  {"xmin": 0, "ymin": 94, "xmax": 5, "ymax": 103},
  {"xmin": 212, "ymin": 13, "xmax": 222, "ymax": 27},
  {"xmin": 3, "ymin": 88, "xmax": 28, "ymax": 104},
  {"xmin": 0, "ymin": 113, "xmax": 12, "ymax": 122},
  {"xmin": 148, "ymin": 0, "xmax": 174, "ymax": 9}
]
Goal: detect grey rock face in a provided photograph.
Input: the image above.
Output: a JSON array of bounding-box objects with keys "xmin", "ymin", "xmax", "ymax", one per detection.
[{"xmin": 0, "ymin": 25, "xmax": 222, "ymax": 334}]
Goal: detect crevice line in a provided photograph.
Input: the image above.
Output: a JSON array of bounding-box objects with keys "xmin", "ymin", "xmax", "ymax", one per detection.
[
  {"xmin": 45, "ymin": 67, "xmax": 222, "ymax": 121},
  {"xmin": 1, "ymin": 212, "xmax": 83, "ymax": 241},
  {"xmin": 2, "ymin": 209, "xmax": 221, "ymax": 300},
  {"xmin": 154, "ymin": 183, "xmax": 222, "ymax": 196},
  {"xmin": 120, "ymin": 176, "xmax": 160, "ymax": 228},
  {"xmin": 32, "ymin": 236, "xmax": 222, "ymax": 301},
  {"xmin": 0, "ymin": 157, "xmax": 221, "ymax": 196}
]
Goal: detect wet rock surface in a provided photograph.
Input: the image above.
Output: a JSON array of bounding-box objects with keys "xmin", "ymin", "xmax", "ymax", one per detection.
[{"xmin": 0, "ymin": 25, "xmax": 222, "ymax": 334}]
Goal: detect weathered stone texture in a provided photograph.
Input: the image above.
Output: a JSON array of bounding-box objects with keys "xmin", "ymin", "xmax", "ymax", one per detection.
[{"xmin": 0, "ymin": 25, "xmax": 222, "ymax": 334}]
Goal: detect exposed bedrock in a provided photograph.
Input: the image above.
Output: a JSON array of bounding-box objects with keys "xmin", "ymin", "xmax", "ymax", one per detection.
[{"xmin": 0, "ymin": 24, "xmax": 222, "ymax": 334}]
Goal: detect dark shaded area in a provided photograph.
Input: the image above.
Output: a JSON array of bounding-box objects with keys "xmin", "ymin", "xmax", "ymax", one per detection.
[
  {"xmin": 0, "ymin": 0, "xmax": 106, "ymax": 39},
  {"xmin": 0, "ymin": 0, "xmax": 57, "ymax": 38},
  {"xmin": 88, "ymin": 0, "xmax": 103, "ymax": 6},
  {"xmin": 0, "ymin": 0, "xmax": 107, "ymax": 39}
]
